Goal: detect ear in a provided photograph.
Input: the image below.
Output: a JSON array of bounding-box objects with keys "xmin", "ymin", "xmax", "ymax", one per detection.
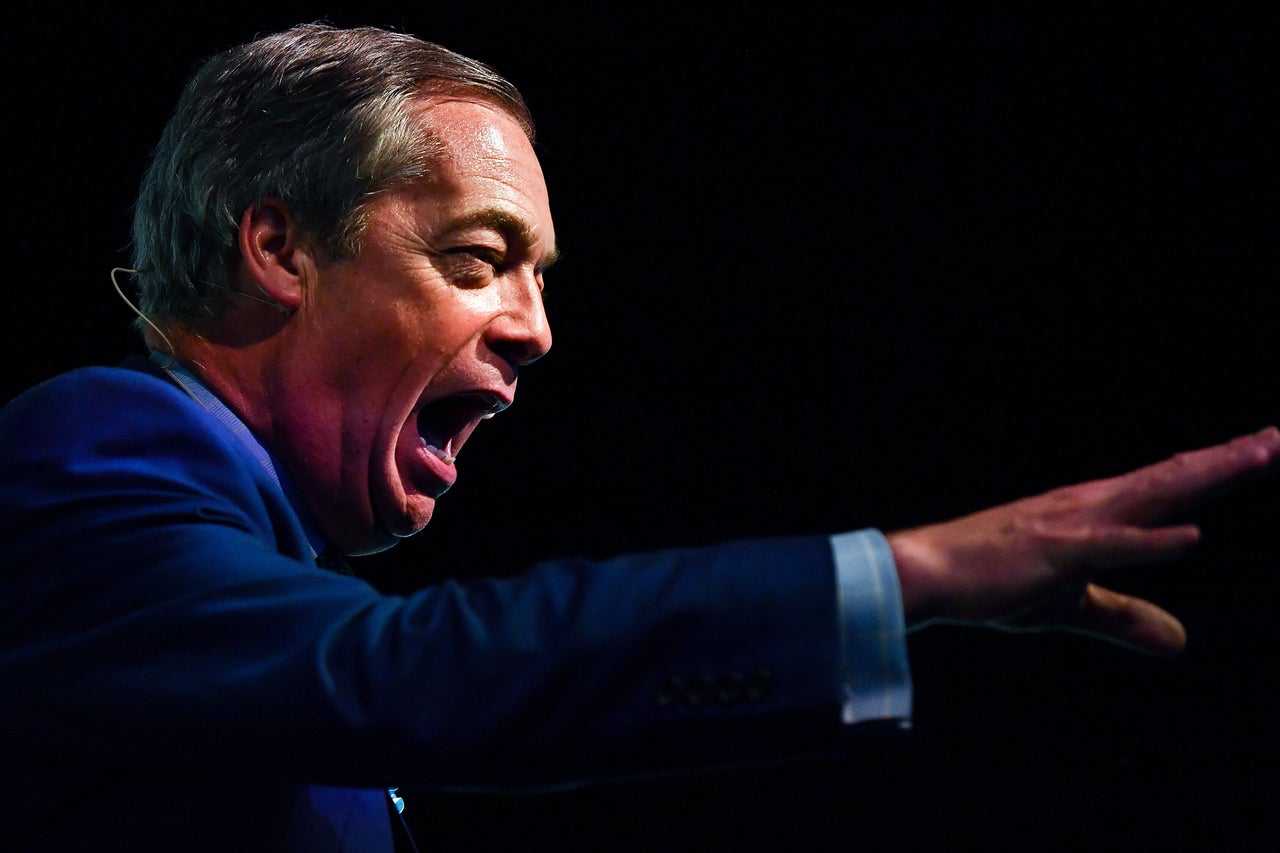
[{"xmin": 236, "ymin": 197, "xmax": 309, "ymax": 314}]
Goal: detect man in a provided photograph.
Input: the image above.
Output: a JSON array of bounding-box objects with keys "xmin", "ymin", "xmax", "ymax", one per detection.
[{"xmin": 1, "ymin": 22, "xmax": 1275, "ymax": 852}]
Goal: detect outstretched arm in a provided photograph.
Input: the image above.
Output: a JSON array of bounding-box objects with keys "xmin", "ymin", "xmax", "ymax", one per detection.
[{"xmin": 886, "ymin": 426, "xmax": 1280, "ymax": 655}]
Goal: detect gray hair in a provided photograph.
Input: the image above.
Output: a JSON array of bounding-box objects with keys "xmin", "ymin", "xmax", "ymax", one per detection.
[{"xmin": 129, "ymin": 22, "xmax": 534, "ymax": 328}]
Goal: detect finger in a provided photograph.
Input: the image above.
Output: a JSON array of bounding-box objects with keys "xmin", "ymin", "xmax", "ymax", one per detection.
[
  {"xmin": 1057, "ymin": 582, "xmax": 1187, "ymax": 657},
  {"xmin": 1106, "ymin": 426, "xmax": 1280, "ymax": 525},
  {"xmin": 1049, "ymin": 523, "xmax": 1201, "ymax": 571}
]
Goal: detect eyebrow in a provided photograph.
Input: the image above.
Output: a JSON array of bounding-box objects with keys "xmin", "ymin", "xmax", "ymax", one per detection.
[{"xmin": 451, "ymin": 208, "xmax": 560, "ymax": 269}]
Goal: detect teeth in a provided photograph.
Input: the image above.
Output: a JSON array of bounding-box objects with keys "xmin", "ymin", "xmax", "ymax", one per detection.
[{"xmin": 423, "ymin": 436, "xmax": 456, "ymax": 466}]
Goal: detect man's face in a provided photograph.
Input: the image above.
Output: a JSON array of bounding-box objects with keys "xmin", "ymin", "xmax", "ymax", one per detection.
[{"xmin": 271, "ymin": 98, "xmax": 556, "ymax": 554}]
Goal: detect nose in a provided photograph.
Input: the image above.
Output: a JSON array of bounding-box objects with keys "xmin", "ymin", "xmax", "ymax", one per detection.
[{"xmin": 490, "ymin": 271, "xmax": 553, "ymax": 368}]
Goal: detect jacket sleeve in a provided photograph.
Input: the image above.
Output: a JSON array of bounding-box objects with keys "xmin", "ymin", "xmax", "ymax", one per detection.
[{"xmin": 0, "ymin": 368, "xmax": 863, "ymax": 792}]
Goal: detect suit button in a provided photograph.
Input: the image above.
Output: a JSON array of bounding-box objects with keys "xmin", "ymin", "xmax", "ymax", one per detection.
[
  {"xmin": 745, "ymin": 668, "xmax": 773, "ymax": 702},
  {"xmin": 654, "ymin": 675, "xmax": 685, "ymax": 708},
  {"xmin": 686, "ymin": 674, "xmax": 715, "ymax": 707},
  {"xmin": 716, "ymin": 672, "xmax": 746, "ymax": 704}
]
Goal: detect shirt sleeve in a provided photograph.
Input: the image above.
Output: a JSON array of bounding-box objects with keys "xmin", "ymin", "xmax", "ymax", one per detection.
[{"xmin": 829, "ymin": 529, "xmax": 913, "ymax": 727}]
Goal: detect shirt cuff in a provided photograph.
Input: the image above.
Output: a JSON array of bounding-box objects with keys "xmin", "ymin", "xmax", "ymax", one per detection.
[{"xmin": 830, "ymin": 528, "xmax": 913, "ymax": 727}]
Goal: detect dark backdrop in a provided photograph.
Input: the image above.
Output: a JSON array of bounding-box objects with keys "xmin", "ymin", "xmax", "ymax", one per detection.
[{"xmin": 5, "ymin": 7, "xmax": 1276, "ymax": 851}]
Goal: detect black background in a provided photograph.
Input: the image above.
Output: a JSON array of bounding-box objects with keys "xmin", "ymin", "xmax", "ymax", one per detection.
[{"xmin": 5, "ymin": 6, "xmax": 1277, "ymax": 851}]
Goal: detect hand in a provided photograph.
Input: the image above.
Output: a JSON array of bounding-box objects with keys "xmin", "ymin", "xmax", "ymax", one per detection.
[{"xmin": 886, "ymin": 426, "xmax": 1280, "ymax": 655}]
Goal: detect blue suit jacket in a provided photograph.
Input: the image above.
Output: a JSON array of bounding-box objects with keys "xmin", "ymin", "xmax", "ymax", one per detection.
[{"xmin": 0, "ymin": 358, "xmax": 852, "ymax": 850}]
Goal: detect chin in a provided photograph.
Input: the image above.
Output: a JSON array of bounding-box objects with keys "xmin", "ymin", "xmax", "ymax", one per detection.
[
  {"xmin": 368, "ymin": 501, "xmax": 436, "ymax": 552},
  {"xmin": 344, "ymin": 526, "xmax": 417, "ymax": 557},
  {"xmin": 351, "ymin": 537, "xmax": 406, "ymax": 557},
  {"xmin": 325, "ymin": 507, "xmax": 431, "ymax": 557}
]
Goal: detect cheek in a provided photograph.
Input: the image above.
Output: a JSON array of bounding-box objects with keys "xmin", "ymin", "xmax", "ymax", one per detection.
[
  {"xmin": 325, "ymin": 304, "xmax": 432, "ymax": 386},
  {"xmin": 411, "ymin": 291, "xmax": 504, "ymax": 361},
  {"xmin": 322, "ymin": 283, "xmax": 500, "ymax": 406}
]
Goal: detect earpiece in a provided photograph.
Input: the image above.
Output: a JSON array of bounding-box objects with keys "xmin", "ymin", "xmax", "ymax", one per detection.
[
  {"xmin": 110, "ymin": 267, "xmax": 176, "ymax": 365},
  {"xmin": 233, "ymin": 284, "xmax": 295, "ymax": 315}
]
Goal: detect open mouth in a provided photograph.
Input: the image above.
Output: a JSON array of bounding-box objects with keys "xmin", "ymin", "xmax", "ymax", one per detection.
[{"xmin": 416, "ymin": 393, "xmax": 506, "ymax": 465}]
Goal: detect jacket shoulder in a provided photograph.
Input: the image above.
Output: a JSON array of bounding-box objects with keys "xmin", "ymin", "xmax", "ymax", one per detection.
[{"xmin": 0, "ymin": 363, "xmax": 286, "ymax": 550}]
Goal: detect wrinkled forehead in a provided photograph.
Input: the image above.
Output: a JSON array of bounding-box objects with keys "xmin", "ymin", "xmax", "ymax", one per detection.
[
  {"xmin": 412, "ymin": 94, "xmax": 534, "ymax": 153},
  {"xmin": 401, "ymin": 97, "xmax": 555, "ymax": 253}
]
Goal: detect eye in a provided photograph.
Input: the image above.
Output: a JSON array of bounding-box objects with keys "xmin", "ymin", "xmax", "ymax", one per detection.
[
  {"xmin": 464, "ymin": 247, "xmax": 505, "ymax": 271},
  {"xmin": 438, "ymin": 247, "xmax": 506, "ymax": 286}
]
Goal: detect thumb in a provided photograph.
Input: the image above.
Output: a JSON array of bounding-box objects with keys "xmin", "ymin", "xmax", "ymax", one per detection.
[{"xmin": 1057, "ymin": 583, "xmax": 1188, "ymax": 657}]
